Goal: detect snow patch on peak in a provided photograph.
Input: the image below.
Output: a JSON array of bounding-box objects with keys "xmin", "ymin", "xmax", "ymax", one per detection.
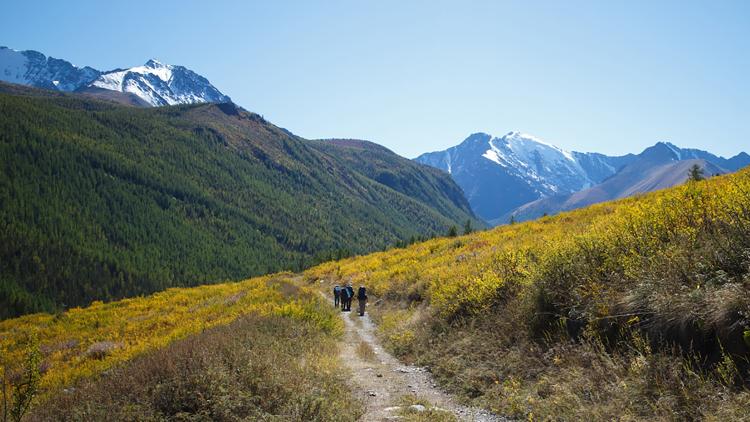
[
  {"xmin": 90, "ymin": 59, "xmax": 229, "ymax": 107},
  {"xmin": 502, "ymin": 131, "xmax": 577, "ymax": 162},
  {"xmin": 0, "ymin": 47, "xmax": 30, "ymax": 84},
  {"xmin": 0, "ymin": 46, "xmax": 230, "ymax": 108},
  {"xmin": 663, "ymin": 142, "xmax": 683, "ymax": 160},
  {"xmin": 479, "ymin": 131, "xmax": 593, "ymax": 195},
  {"xmin": 482, "ymin": 148, "xmax": 507, "ymax": 168}
]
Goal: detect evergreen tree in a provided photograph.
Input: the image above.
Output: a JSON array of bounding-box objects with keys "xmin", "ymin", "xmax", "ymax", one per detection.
[
  {"xmin": 463, "ymin": 219, "xmax": 473, "ymax": 235},
  {"xmin": 688, "ymin": 164, "xmax": 705, "ymax": 181}
]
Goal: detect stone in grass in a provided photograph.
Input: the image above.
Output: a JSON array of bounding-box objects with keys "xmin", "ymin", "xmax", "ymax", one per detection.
[
  {"xmin": 408, "ymin": 404, "xmax": 427, "ymax": 412},
  {"xmin": 85, "ymin": 341, "xmax": 122, "ymax": 359}
]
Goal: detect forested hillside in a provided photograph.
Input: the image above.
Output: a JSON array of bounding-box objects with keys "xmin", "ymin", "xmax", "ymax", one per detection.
[
  {"xmin": 310, "ymin": 138, "xmax": 478, "ymax": 228},
  {"xmin": 0, "ymin": 83, "xmax": 478, "ymax": 318}
]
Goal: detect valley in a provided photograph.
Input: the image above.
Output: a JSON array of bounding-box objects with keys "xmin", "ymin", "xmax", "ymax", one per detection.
[
  {"xmin": 1, "ymin": 10, "xmax": 748, "ymax": 419},
  {"xmin": 0, "ymin": 83, "xmax": 478, "ymax": 319},
  {"xmin": 3, "ymin": 166, "xmax": 749, "ymax": 420}
]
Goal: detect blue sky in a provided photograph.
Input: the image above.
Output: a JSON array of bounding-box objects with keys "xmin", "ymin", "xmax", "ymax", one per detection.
[{"xmin": 2, "ymin": 0, "xmax": 748, "ymax": 158}]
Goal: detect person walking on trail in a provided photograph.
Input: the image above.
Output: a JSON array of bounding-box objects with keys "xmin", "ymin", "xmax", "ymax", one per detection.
[
  {"xmin": 345, "ymin": 284, "xmax": 355, "ymax": 312},
  {"xmin": 340, "ymin": 285, "xmax": 350, "ymax": 312},
  {"xmin": 357, "ymin": 285, "xmax": 368, "ymax": 316},
  {"xmin": 333, "ymin": 285, "xmax": 342, "ymax": 307}
]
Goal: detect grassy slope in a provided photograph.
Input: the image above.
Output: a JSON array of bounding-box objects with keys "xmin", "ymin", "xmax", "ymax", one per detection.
[
  {"xmin": 0, "ymin": 273, "xmax": 362, "ymax": 420},
  {"xmin": 31, "ymin": 314, "xmax": 360, "ymax": 421},
  {"xmin": 306, "ymin": 168, "xmax": 750, "ymax": 420},
  {"xmin": 0, "ymin": 85, "xmax": 477, "ymax": 319},
  {"xmin": 3, "ymin": 168, "xmax": 748, "ymax": 420}
]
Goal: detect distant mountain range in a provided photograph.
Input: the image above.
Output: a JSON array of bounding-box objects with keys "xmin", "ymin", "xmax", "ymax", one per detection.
[
  {"xmin": 3, "ymin": 45, "xmax": 748, "ymax": 237},
  {"xmin": 0, "ymin": 46, "xmax": 229, "ymax": 106},
  {"xmin": 416, "ymin": 132, "xmax": 750, "ymax": 225}
]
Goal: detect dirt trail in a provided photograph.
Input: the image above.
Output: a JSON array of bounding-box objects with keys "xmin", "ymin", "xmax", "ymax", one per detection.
[{"xmin": 328, "ymin": 295, "xmax": 505, "ymax": 421}]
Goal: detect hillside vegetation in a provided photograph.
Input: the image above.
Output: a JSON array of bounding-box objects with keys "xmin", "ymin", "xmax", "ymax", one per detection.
[
  {"xmin": 307, "ymin": 167, "xmax": 750, "ymax": 420},
  {"xmin": 3, "ymin": 165, "xmax": 748, "ymax": 420},
  {"xmin": 0, "ymin": 84, "xmax": 478, "ymax": 319},
  {"xmin": 0, "ymin": 273, "xmax": 361, "ymax": 420}
]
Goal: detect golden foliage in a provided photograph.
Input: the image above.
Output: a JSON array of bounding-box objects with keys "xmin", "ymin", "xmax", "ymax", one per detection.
[{"xmin": 0, "ymin": 273, "xmax": 339, "ymax": 402}]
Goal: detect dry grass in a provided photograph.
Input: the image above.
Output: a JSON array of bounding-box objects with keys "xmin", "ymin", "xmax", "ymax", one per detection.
[
  {"xmin": 308, "ymin": 169, "xmax": 750, "ymax": 419},
  {"xmin": 397, "ymin": 394, "xmax": 456, "ymax": 422},
  {"xmin": 0, "ymin": 274, "xmax": 340, "ymax": 406},
  {"xmin": 356, "ymin": 340, "xmax": 377, "ymax": 362},
  {"xmin": 29, "ymin": 313, "xmax": 362, "ymax": 421}
]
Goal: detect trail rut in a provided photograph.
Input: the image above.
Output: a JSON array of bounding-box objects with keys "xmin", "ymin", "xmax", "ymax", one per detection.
[{"xmin": 329, "ymin": 295, "xmax": 505, "ymax": 421}]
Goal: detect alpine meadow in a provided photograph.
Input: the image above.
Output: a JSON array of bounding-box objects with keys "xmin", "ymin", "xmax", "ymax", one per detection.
[{"xmin": 1, "ymin": 2, "xmax": 749, "ymax": 421}]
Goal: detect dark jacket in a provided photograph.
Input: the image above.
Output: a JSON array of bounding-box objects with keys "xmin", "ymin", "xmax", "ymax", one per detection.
[
  {"xmin": 333, "ymin": 286, "xmax": 341, "ymax": 297},
  {"xmin": 357, "ymin": 287, "xmax": 367, "ymax": 300},
  {"xmin": 346, "ymin": 286, "xmax": 354, "ymax": 298}
]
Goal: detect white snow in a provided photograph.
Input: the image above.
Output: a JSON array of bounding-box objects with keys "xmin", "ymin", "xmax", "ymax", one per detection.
[
  {"xmin": 0, "ymin": 47, "xmax": 227, "ymax": 107},
  {"xmin": 92, "ymin": 62, "xmax": 186, "ymax": 106},
  {"xmin": 480, "ymin": 131, "xmax": 594, "ymax": 195},
  {"xmin": 482, "ymin": 149, "xmax": 506, "ymax": 167},
  {"xmin": 90, "ymin": 59, "xmax": 226, "ymax": 106},
  {"xmin": 503, "ymin": 131, "xmax": 577, "ymax": 164},
  {"xmin": 92, "ymin": 62, "xmax": 173, "ymax": 92},
  {"xmin": 664, "ymin": 142, "xmax": 682, "ymax": 160},
  {"xmin": 0, "ymin": 47, "xmax": 30, "ymax": 84}
]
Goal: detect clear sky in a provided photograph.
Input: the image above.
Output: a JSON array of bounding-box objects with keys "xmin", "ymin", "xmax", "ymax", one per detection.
[{"xmin": 2, "ymin": 0, "xmax": 748, "ymax": 158}]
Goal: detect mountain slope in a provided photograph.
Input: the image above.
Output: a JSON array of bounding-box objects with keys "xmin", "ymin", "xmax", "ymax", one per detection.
[
  {"xmin": 0, "ymin": 46, "xmax": 100, "ymax": 91},
  {"xmin": 309, "ymin": 139, "xmax": 480, "ymax": 227},
  {"xmin": 0, "ymin": 83, "xmax": 476, "ymax": 318},
  {"xmin": 415, "ymin": 132, "xmax": 635, "ymax": 221},
  {"xmin": 501, "ymin": 141, "xmax": 744, "ymax": 223},
  {"xmin": 90, "ymin": 59, "xmax": 230, "ymax": 106},
  {"xmin": 504, "ymin": 158, "xmax": 725, "ymax": 224},
  {"xmin": 0, "ymin": 46, "xmax": 229, "ymax": 107},
  {"xmin": 416, "ymin": 133, "xmax": 748, "ymax": 224}
]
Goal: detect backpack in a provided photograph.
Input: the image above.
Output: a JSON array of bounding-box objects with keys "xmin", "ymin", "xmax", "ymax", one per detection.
[{"xmin": 357, "ymin": 287, "xmax": 367, "ymax": 299}]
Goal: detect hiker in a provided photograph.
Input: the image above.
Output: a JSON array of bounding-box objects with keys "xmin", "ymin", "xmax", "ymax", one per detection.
[
  {"xmin": 340, "ymin": 285, "xmax": 350, "ymax": 312},
  {"xmin": 357, "ymin": 285, "xmax": 368, "ymax": 316},
  {"xmin": 333, "ymin": 285, "xmax": 341, "ymax": 307},
  {"xmin": 345, "ymin": 283, "xmax": 354, "ymax": 312}
]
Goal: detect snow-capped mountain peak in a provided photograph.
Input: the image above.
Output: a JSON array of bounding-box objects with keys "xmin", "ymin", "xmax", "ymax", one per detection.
[
  {"xmin": 0, "ymin": 46, "xmax": 100, "ymax": 91},
  {"xmin": 0, "ymin": 46, "xmax": 231, "ymax": 107},
  {"xmin": 416, "ymin": 132, "xmax": 750, "ymax": 224},
  {"xmin": 90, "ymin": 59, "xmax": 230, "ymax": 107},
  {"xmin": 415, "ymin": 131, "xmax": 629, "ymax": 221},
  {"xmin": 480, "ymin": 132, "xmax": 592, "ymax": 194}
]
